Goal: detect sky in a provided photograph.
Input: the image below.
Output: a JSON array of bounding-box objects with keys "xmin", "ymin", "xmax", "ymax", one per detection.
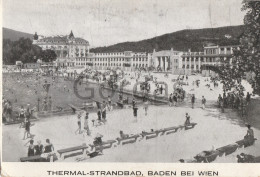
[{"xmin": 3, "ymin": 0, "xmax": 246, "ymax": 48}]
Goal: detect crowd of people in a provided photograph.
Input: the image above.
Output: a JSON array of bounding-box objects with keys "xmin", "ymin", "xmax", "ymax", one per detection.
[
  {"xmin": 3, "ymin": 66, "xmax": 258, "ymax": 162},
  {"xmin": 217, "ymin": 91, "xmax": 251, "ymax": 116}
]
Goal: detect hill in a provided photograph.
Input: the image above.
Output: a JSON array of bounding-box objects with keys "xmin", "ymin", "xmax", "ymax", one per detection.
[
  {"xmin": 3, "ymin": 27, "xmax": 33, "ymax": 41},
  {"xmin": 90, "ymin": 25, "xmax": 245, "ymax": 53}
]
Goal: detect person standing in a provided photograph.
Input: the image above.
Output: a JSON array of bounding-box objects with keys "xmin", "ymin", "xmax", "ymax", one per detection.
[
  {"xmin": 133, "ymin": 105, "xmax": 138, "ymax": 118},
  {"xmin": 19, "ymin": 105, "xmax": 25, "ymax": 120},
  {"xmin": 26, "ymin": 104, "xmax": 31, "ymax": 119},
  {"xmin": 97, "ymin": 109, "xmax": 102, "ymax": 121},
  {"xmin": 42, "ymin": 98, "xmax": 48, "ymax": 112},
  {"xmin": 75, "ymin": 112, "xmax": 82, "ymax": 134},
  {"xmin": 191, "ymin": 94, "xmax": 195, "ymax": 109},
  {"xmin": 143, "ymin": 100, "xmax": 149, "ymax": 116},
  {"xmin": 173, "ymin": 93, "xmax": 177, "ymax": 107},
  {"xmin": 102, "ymin": 107, "xmax": 106, "ymax": 121},
  {"xmin": 48, "ymin": 96, "xmax": 52, "ymax": 111},
  {"xmin": 185, "ymin": 113, "xmax": 191, "ymax": 126},
  {"xmin": 107, "ymin": 96, "xmax": 112, "ymax": 111},
  {"xmin": 202, "ymin": 96, "xmax": 206, "ymax": 109},
  {"xmin": 23, "ymin": 118, "xmax": 31, "ymax": 140},
  {"xmin": 160, "ymin": 85, "xmax": 163, "ymax": 94},
  {"xmin": 246, "ymin": 92, "xmax": 251, "ymax": 104},
  {"xmin": 83, "ymin": 112, "xmax": 91, "ymax": 136},
  {"xmin": 132, "ymin": 98, "xmax": 136, "ymax": 108},
  {"xmin": 169, "ymin": 93, "xmax": 173, "ymax": 107},
  {"xmin": 218, "ymin": 94, "xmax": 222, "ymax": 108}
]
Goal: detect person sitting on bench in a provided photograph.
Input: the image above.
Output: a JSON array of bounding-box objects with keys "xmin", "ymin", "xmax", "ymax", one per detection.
[
  {"xmin": 119, "ymin": 130, "xmax": 129, "ymax": 139},
  {"xmin": 44, "ymin": 139, "xmax": 54, "ymax": 153},
  {"xmin": 34, "ymin": 140, "xmax": 44, "ymax": 155},
  {"xmin": 237, "ymin": 153, "xmax": 255, "ymax": 163},
  {"xmin": 93, "ymin": 134, "xmax": 103, "ymax": 154},
  {"xmin": 28, "ymin": 139, "xmax": 35, "ymax": 157},
  {"xmin": 184, "ymin": 113, "xmax": 191, "ymax": 126},
  {"xmin": 244, "ymin": 125, "xmax": 254, "ymax": 145}
]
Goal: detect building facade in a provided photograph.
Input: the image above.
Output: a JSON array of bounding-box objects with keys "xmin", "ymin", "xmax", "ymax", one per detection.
[
  {"xmin": 74, "ymin": 51, "xmax": 152, "ymax": 71},
  {"xmin": 201, "ymin": 45, "xmax": 239, "ymax": 76},
  {"xmin": 180, "ymin": 50, "xmax": 204, "ymax": 75},
  {"xmin": 32, "ymin": 31, "xmax": 239, "ymax": 75},
  {"xmin": 151, "ymin": 48, "xmax": 183, "ymax": 73},
  {"xmin": 33, "ymin": 31, "xmax": 90, "ymax": 68}
]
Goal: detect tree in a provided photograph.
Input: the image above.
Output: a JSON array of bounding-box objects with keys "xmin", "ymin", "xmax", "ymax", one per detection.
[
  {"xmin": 219, "ymin": 0, "xmax": 260, "ymax": 94},
  {"xmin": 3, "ymin": 38, "xmax": 57, "ymax": 64},
  {"xmin": 40, "ymin": 49, "xmax": 57, "ymax": 62},
  {"xmin": 3, "ymin": 38, "xmax": 42, "ymax": 64}
]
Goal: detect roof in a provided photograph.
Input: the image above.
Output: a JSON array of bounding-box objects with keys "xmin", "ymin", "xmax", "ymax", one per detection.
[{"xmin": 36, "ymin": 34, "xmax": 89, "ymax": 45}]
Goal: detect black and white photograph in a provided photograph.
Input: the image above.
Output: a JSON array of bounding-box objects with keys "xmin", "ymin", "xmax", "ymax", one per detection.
[{"xmin": 1, "ymin": 0, "xmax": 260, "ymax": 166}]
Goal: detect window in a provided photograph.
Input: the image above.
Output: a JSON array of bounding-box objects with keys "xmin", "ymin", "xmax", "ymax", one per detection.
[
  {"xmin": 186, "ymin": 65, "xmax": 189, "ymax": 69},
  {"xmin": 182, "ymin": 65, "xmax": 185, "ymax": 68}
]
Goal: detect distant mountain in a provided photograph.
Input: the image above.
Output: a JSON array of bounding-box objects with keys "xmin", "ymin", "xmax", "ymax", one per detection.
[
  {"xmin": 90, "ymin": 25, "xmax": 246, "ymax": 53},
  {"xmin": 3, "ymin": 27, "xmax": 33, "ymax": 41}
]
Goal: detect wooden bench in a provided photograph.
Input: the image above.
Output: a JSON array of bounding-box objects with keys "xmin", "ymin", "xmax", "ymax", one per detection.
[
  {"xmin": 160, "ymin": 127, "xmax": 179, "ymax": 135},
  {"xmin": 89, "ymin": 140, "xmax": 117, "ymax": 152},
  {"xmin": 117, "ymin": 135, "xmax": 140, "ymax": 145},
  {"xmin": 216, "ymin": 144, "xmax": 238, "ymax": 156},
  {"xmin": 184, "ymin": 123, "xmax": 197, "ymax": 130},
  {"xmin": 235, "ymin": 138, "xmax": 257, "ymax": 148},
  {"xmin": 141, "ymin": 131, "xmax": 161, "ymax": 140},
  {"xmin": 195, "ymin": 150, "xmax": 220, "ymax": 163},
  {"xmin": 20, "ymin": 153, "xmax": 56, "ymax": 162},
  {"xmin": 57, "ymin": 144, "xmax": 88, "ymax": 159},
  {"xmin": 20, "ymin": 155, "xmax": 46, "ymax": 162}
]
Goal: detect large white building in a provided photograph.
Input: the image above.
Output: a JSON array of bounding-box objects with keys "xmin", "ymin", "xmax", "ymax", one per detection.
[
  {"xmin": 151, "ymin": 48, "xmax": 183, "ymax": 72},
  {"xmin": 32, "ymin": 31, "xmax": 239, "ymax": 75},
  {"xmin": 74, "ymin": 51, "xmax": 152, "ymax": 71},
  {"xmin": 33, "ymin": 31, "xmax": 90, "ymax": 68}
]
